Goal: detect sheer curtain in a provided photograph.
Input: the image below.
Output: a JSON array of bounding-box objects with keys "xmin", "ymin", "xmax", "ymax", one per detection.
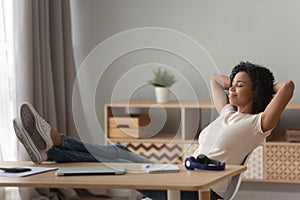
[
  {"xmin": 0, "ymin": 0, "xmax": 16, "ymax": 161},
  {"xmin": 0, "ymin": 0, "xmax": 19, "ymax": 199}
]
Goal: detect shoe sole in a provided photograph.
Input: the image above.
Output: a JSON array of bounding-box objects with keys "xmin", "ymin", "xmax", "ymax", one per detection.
[
  {"xmin": 20, "ymin": 103, "xmax": 47, "ymax": 151},
  {"xmin": 13, "ymin": 120, "xmax": 42, "ymax": 164}
]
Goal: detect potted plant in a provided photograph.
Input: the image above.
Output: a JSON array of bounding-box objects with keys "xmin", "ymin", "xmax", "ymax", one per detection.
[{"xmin": 148, "ymin": 68, "xmax": 177, "ymax": 103}]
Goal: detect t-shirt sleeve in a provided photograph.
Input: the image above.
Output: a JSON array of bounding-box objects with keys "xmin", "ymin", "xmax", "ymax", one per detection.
[
  {"xmin": 254, "ymin": 113, "xmax": 273, "ymax": 137},
  {"xmin": 220, "ymin": 104, "xmax": 235, "ymax": 116}
]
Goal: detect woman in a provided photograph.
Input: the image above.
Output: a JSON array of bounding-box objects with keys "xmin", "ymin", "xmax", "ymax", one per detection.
[{"xmin": 13, "ymin": 61, "xmax": 294, "ymax": 200}]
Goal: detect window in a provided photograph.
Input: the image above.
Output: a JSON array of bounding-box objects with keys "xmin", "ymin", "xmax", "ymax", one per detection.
[
  {"xmin": 0, "ymin": 0, "xmax": 17, "ymax": 161},
  {"xmin": 0, "ymin": 1, "xmax": 21, "ymax": 199}
]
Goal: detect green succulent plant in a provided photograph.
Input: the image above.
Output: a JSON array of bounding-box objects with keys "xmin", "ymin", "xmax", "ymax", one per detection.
[{"xmin": 148, "ymin": 68, "xmax": 177, "ymax": 87}]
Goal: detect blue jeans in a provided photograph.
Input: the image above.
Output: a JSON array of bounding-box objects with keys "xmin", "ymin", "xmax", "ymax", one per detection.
[{"xmin": 47, "ymin": 135, "xmax": 152, "ymax": 163}]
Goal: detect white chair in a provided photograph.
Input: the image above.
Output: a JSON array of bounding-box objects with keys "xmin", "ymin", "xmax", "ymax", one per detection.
[{"xmin": 223, "ymin": 153, "xmax": 252, "ymax": 200}]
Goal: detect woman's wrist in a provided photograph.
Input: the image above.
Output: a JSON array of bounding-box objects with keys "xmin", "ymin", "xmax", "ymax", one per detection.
[
  {"xmin": 273, "ymin": 81, "xmax": 295, "ymax": 94},
  {"xmin": 211, "ymin": 74, "xmax": 231, "ymax": 90}
]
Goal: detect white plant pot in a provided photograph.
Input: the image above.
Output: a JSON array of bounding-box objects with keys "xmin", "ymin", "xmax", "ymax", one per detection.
[{"xmin": 155, "ymin": 87, "xmax": 170, "ymax": 103}]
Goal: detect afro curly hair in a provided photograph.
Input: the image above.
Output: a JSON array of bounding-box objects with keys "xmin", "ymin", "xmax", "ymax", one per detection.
[{"xmin": 230, "ymin": 61, "xmax": 275, "ymax": 114}]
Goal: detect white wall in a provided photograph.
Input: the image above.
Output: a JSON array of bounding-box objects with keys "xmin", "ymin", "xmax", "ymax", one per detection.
[{"xmin": 69, "ymin": 1, "xmax": 300, "ymax": 199}]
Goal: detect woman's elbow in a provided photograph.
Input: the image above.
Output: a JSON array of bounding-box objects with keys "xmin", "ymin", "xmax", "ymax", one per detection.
[
  {"xmin": 287, "ymin": 80, "xmax": 295, "ymax": 89},
  {"xmin": 286, "ymin": 80, "xmax": 295, "ymax": 96}
]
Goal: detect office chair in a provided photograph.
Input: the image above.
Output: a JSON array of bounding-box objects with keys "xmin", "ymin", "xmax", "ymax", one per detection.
[{"xmin": 223, "ymin": 153, "xmax": 252, "ymax": 200}]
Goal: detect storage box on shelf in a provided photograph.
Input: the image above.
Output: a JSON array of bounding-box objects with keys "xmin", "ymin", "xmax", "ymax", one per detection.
[
  {"xmin": 285, "ymin": 129, "xmax": 300, "ymax": 142},
  {"xmin": 108, "ymin": 115, "xmax": 151, "ymax": 139}
]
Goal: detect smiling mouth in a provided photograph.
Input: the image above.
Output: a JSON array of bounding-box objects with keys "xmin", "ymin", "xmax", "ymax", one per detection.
[{"xmin": 229, "ymin": 94, "xmax": 237, "ymax": 98}]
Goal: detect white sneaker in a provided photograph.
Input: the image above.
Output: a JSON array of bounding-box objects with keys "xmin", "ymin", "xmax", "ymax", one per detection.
[
  {"xmin": 20, "ymin": 102, "xmax": 53, "ymax": 151},
  {"xmin": 13, "ymin": 118, "xmax": 47, "ymax": 164}
]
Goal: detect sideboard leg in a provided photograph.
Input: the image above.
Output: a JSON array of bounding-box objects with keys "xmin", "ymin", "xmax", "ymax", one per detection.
[{"xmin": 167, "ymin": 190, "xmax": 180, "ymax": 200}]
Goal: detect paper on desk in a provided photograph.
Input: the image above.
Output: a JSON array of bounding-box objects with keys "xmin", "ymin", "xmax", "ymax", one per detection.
[
  {"xmin": 0, "ymin": 166, "xmax": 57, "ymax": 177},
  {"xmin": 141, "ymin": 164, "xmax": 179, "ymax": 173}
]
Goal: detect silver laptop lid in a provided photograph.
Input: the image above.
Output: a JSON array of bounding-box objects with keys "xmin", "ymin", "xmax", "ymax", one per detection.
[{"xmin": 55, "ymin": 165, "xmax": 126, "ymax": 176}]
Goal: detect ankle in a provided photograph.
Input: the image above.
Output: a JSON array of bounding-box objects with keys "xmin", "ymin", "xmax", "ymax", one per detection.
[{"xmin": 50, "ymin": 129, "xmax": 62, "ymax": 146}]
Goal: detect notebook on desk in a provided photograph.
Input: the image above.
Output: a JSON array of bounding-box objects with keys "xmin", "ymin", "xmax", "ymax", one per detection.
[{"xmin": 55, "ymin": 165, "xmax": 126, "ymax": 176}]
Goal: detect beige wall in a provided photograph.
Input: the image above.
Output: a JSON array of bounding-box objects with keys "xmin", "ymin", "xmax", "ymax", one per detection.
[{"xmin": 69, "ymin": 1, "xmax": 300, "ymax": 199}]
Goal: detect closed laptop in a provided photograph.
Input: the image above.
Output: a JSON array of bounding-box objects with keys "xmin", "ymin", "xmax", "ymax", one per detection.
[{"xmin": 55, "ymin": 165, "xmax": 126, "ymax": 176}]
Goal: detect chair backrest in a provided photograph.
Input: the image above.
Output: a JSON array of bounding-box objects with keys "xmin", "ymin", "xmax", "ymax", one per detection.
[{"xmin": 223, "ymin": 153, "xmax": 252, "ymax": 200}]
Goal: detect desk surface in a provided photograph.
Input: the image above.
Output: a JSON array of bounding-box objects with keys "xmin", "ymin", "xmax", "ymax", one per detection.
[{"xmin": 0, "ymin": 161, "xmax": 246, "ymax": 191}]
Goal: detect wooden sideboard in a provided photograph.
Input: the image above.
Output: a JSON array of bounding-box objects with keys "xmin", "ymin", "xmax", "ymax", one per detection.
[{"xmin": 104, "ymin": 99, "xmax": 300, "ymax": 183}]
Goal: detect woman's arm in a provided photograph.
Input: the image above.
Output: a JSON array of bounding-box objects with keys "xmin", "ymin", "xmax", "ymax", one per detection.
[
  {"xmin": 261, "ymin": 80, "xmax": 295, "ymax": 132},
  {"xmin": 210, "ymin": 74, "xmax": 231, "ymax": 114}
]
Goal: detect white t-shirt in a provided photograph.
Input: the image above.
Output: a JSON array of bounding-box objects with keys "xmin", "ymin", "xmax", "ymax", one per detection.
[{"xmin": 192, "ymin": 104, "xmax": 272, "ymax": 197}]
